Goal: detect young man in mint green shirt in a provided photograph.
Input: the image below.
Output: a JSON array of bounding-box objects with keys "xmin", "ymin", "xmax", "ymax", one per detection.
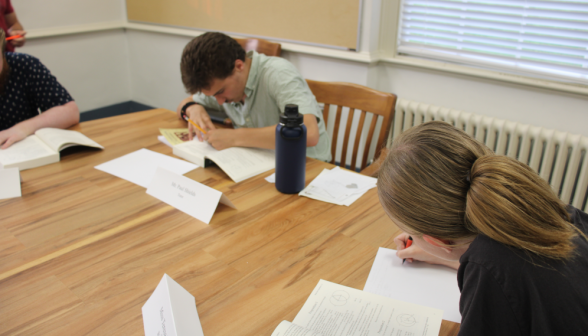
[{"xmin": 176, "ymin": 32, "xmax": 331, "ymax": 162}]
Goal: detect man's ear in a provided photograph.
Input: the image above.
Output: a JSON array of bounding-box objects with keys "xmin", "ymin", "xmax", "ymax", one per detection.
[
  {"xmin": 422, "ymin": 235, "xmax": 453, "ymax": 254},
  {"xmin": 234, "ymin": 59, "xmax": 244, "ymax": 72}
]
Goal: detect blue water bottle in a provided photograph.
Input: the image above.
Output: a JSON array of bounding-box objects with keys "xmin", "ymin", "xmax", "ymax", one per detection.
[{"xmin": 275, "ymin": 104, "xmax": 307, "ymax": 194}]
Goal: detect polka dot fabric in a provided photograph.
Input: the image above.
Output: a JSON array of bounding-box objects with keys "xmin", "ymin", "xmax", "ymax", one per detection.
[{"xmin": 1, "ymin": 52, "xmax": 74, "ymax": 131}]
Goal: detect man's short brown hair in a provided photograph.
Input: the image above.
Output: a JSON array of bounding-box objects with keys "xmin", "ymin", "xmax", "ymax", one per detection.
[{"xmin": 180, "ymin": 32, "xmax": 245, "ymax": 94}]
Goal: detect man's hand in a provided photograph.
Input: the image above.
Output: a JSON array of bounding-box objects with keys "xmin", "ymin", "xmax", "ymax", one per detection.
[
  {"xmin": 176, "ymin": 97, "xmax": 216, "ymax": 141},
  {"xmin": 0, "ymin": 124, "xmax": 31, "ymax": 149},
  {"xmin": 204, "ymin": 128, "xmax": 237, "ymax": 150},
  {"xmin": 7, "ymin": 29, "xmax": 26, "ymax": 47}
]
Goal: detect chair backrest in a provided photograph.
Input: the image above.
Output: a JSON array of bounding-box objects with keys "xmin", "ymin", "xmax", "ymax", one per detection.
[
  {"xmin": 306, "ymin": 79, "xmax": 397, "ymax": 172},
  {"xmin": 234, "ymin": 38, "xmax": 282, "ymax": 57}
]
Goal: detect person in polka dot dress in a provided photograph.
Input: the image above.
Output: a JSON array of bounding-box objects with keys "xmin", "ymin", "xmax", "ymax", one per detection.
[{"xmin": 0, "ymin": 30, "xmax": 79, "ymax": 149}]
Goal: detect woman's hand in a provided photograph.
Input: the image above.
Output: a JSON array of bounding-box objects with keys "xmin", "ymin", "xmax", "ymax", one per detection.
[
  {"xmin": 0, "ymin": 125, "xmax": 29, "ymax": 149},
  {"xmin": 8, "ymin": 29, "xmax": 26, "ymax": 47},
  {"xmin": 394, "ymin": 232, "xmax": 460, "ymax": 269}
]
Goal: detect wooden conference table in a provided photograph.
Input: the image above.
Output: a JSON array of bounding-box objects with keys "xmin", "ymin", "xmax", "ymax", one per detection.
[{"xmin": 0, "ymin": 109, "xmax": 460, "ymax": 335}]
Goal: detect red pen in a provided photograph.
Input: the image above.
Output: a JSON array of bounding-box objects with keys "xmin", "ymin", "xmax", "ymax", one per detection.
[
  {"xmin": 402, "ymin": 236, "xmax": 413, "ymax": 264},
  {"xmin": 6, "ymin": 34, "xmax": 23, "ymax": 41}
]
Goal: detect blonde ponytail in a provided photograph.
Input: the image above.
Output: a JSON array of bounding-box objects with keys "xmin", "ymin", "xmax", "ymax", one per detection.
[
  {"xmin": 466, "ymin": 155, "xmax": 576, "ymax": 259},
  {"xmin": 378, "ymin": 121, "xmax": 580, "ymax": 260}
]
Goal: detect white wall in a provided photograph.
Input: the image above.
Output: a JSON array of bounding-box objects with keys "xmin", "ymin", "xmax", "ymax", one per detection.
[
  {"xmin": 11, "ymin": 0, "xmax": 130, "ymax": 112},
  {"xmin": 126, "ymin": 30, "xmax": 189, "ymax": 112},
  {"xmin": 19, "ymin": 31, "xmax": 131, "ymax": 112},
  {"xmin": 13, "ymin": 0, "xmax": 125, "ymax": 30},
  {"xmin": 377, "ymin": 63, "xmax": 588, "ymax": 138}
]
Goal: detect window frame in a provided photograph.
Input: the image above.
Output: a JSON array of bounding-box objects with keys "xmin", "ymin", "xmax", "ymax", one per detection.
[{"xmin": 377, "ymin": 0, "xmax": 588, "ymax": 96}]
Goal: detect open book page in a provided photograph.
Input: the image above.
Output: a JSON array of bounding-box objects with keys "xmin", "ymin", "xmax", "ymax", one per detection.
[
  {"xmin": 0, "ymin": 135, "xmax": 58, "ymax": 170},
  {"xmin": 271, "ymin": 321, "xmax": 323, "ymax": 336},
  {"xmin": 159, "ymin": 128, "xmax": 190, "ymax": 146},
  {"xmin": 35, "ymin": 128, "xmax": 103, "ymax": 152},
  {"xmin": 173, "ymin": 141, "xmax": 275, "ymax": 182},
  {"xmin": 173, "ymin": 140, "xmax": 219, "ymax": 167},
  {"xmin": 292, "ymin": 280, "xmax": 443, "ymax": 336},
  {"xmin": 206, "ymin": 147, "xmax": 275, "ymax": 182}
]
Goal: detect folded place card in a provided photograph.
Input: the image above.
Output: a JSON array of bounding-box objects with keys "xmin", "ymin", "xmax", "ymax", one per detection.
[
  {"xmin": 146, "ymin": 167, "xmax": 236, "ymax": 224},
  {"xmin": 0, "ymin": 167, "xmax": 21, "ymax": 199},
  {"xmin": 142, "ymin": 274, "xmax": 204, "ymax": 336}
]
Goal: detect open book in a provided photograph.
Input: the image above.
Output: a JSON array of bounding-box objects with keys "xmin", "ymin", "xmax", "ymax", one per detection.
[
  {"xmin": 0, "ymin": 128, "xmax": 103, "ymax": 171},
  {"xmin": 173, "ymin": 140, "xmax": 275, "ymax": 183},
  {"xmin": 271, "ymin": 279, "xmax": 443, "ymax": 336}
]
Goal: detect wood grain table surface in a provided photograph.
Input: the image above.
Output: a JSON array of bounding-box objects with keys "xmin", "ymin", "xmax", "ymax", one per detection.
[{"xmin": 0, "ymin": 109, "xmax": 460, "ymax": 336}]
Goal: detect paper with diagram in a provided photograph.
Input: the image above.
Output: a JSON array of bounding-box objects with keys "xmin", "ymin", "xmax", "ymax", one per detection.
[
  {"xmin": 271, "ymin": 279, "xmax": 443, "ymax": 336},
  {"xmin": 299, "ymin": 167, "xmax": 377, "ymax": 206}
]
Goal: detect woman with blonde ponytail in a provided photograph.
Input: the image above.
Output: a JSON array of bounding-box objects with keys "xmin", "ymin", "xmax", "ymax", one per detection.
[{"xmin": 378, "ymin": 121, "xmax": 588, "ymax": 335}]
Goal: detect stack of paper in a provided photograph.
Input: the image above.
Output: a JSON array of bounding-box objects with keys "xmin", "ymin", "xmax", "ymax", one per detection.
[{"xmin": 299, "ymin": 166, "xmax": 377, "ymax": 206}]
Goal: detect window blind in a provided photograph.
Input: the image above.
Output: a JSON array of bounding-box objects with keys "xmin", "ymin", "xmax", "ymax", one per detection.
[{"xmin": 397, "ymin": 0, "xmax": 588, "ymax": 85}]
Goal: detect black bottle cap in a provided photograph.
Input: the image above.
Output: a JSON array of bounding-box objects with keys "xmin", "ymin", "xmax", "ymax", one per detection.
[{"xmin": 280, "ymin": 104, "xmax": 304, "ymax": 127}]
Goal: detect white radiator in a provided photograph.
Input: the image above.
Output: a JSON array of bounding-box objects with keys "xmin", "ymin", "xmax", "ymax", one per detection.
[{"xmin": 390, "ymin": 99, "xmax": 588, "ymax": 212}]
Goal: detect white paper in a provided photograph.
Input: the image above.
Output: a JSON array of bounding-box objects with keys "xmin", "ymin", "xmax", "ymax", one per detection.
[
  {"xmin": 265, "ymin": 173, "xmax": 275, "ymax": 183},
  {"xmin": 292, "ymin": 279, "xmax": 443, "ymax": 336},
  {"xmin": 299, "ymin": 167, "xmax": 377, "ymax": 206},
  {"xmin": 95, "ymin": 149, "xmax": 198, "ymax": 188},
  {"xmin": 364, "ymin": 247, "xmax": 461, "ymax": 323},
  {"xmin": 0, "ymin": 168, "xmax": 21, "ymax": 199},
  {"xmin": 147, "ymin": 167, "xmax": 236, "ymax": 224},
  {"xmin": 142, "ymin": 274, "xmax": 204, "ymax": 336}
]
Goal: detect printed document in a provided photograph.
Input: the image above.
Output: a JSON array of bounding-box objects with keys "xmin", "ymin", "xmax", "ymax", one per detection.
[{"xmin": 271, "ymin": 279, "xmax": 443, "ymax": 336}]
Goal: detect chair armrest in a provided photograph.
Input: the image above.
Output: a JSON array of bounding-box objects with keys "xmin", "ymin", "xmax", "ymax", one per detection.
[{"xmin": 360, "ymin": 148, "xmax": 389, "ymax": 177}]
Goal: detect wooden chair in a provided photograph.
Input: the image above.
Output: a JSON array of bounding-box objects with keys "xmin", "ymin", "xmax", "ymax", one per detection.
[
  {"xmin": 306, "ymin": 79, "xmax": 397, "ymax": 173},
  {"xmin": 234, "ymin": 38, "xmax": 282, "ymax": 57}
]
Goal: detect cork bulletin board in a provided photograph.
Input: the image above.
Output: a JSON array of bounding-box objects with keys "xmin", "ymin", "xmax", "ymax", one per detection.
[{"xmin": 126, "ymin": 0, "xmax": 361, "ymax": 50}]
